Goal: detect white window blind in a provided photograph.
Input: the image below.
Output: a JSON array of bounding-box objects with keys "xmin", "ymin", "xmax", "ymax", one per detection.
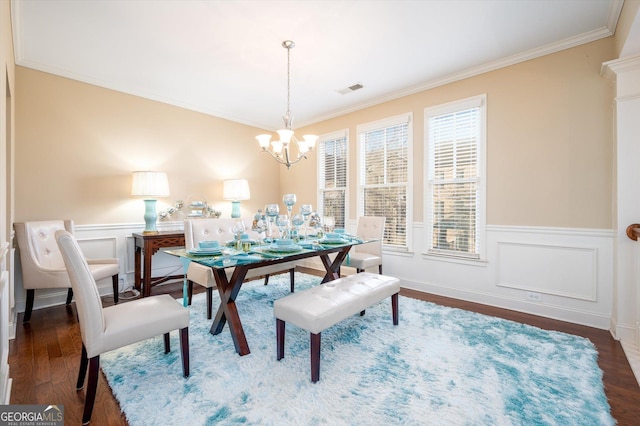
[
  {"xmin": 426, "ymin": 96, "xmax": 485, "ymax": 258},
  {"xmin": 358, "ymin": 114, "xmax": 411, "ymax": 249},
  {"xmin": 318, "ymin": 132, "xmax": 348, "ymax": 229}
]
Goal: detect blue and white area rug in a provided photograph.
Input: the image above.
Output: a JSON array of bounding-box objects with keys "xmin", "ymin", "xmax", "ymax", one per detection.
[{"xmin": 101, "ymin": 273, "xmax": 614, "ymax": 425}]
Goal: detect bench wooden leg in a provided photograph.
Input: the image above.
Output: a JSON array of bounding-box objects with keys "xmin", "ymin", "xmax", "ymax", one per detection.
[
  {"xmin": 187, "ymin": 280, "xmax": 194, "ymax": 305},
  {"xmin": 311, "ymin": 332, "xmax": 321, "ymax": 383},
  {"xmin": 276, "ymin": 319, "xmax": 285, "ymax": 360},
  {"xmin": 112, "ymin": 275, "xmax": 119, "ymax": 304},
  {"xmin": 164, "ymin": 332, "xmax": 170, "ymax": 354},
  {"xmin": 180, "ymin": 327, "xmax": 190, "ymax": 377},
  {"xmin": 392, "ymin": 293, "xmax": 399, "ymax": 325},
  {"xmin": 206, "ymin": 288, "xmax": 213, "ymax": 319}
]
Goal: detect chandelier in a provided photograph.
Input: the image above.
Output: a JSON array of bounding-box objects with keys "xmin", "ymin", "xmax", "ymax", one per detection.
[{"xmin": 256, "ymin": 40, "xmax": 318, "ymax": 169}]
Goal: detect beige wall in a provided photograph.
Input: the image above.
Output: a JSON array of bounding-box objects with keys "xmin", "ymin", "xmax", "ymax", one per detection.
[
  {"xmin": 291, "ymin": 37, "xmax": 616, "ymax": 229},
  {"xmin": 15, "ymin": 37, "xmax": 615, "ymax": 230},
  {"xmin": 15, "ymin": 67, "xmax": 281, "ymax": 224}
]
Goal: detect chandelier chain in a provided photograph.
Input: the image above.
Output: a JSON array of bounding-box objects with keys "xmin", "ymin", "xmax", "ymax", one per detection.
[{"xmin": 287, "ymin": 44, "xmax": 291, "ymax": 115}]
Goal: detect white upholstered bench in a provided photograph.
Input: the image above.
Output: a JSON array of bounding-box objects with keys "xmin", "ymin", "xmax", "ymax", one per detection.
[{"xmin": 274, "ymin": 272, "xmax": 400, "ymax": 382}]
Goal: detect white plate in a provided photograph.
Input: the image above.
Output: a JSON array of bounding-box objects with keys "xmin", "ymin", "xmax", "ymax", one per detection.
[
  {"xmin": 319, "ymin": 238, "xmax": 348, "ymax": 244},
  {"xmin": 265, "ymin": 244, "xmax": 303, "ymax": 253},
  {"xmin": 187, "ymin": 248, "xmax": 223, "ymax": 255}
]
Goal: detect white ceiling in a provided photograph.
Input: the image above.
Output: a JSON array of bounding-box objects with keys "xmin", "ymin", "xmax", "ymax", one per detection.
[{"xmin": 11, "ymin": 0, "xmax": 624, "ymax": 131}]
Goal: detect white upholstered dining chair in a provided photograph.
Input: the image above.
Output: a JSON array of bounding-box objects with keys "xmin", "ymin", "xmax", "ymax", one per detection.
[
  {"xmin": 14, "ymin": 220, "xmax": 120, "ymax": 322},
  {"xmin": 56, "ymin": 230, "xmax": 190, "ymax": 425},
  {"xmin": 348, "ymin": 216, "xmax": 386, "ymax": 274},
  {"xmin": 184, "ymin": 218, "xmax": 296, "ymax": 319}
]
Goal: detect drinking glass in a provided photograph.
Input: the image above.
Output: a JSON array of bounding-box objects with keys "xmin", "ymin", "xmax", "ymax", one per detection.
[
  {"xmin": 221, "ymin": 247, "xmax": 234, "ymax": 266},
  {"xmin": 324, "ymin": 216, "xmax": 335, "ymax": 233},
  {"xmin": 276, "ymin": 214, "xmax": 289, "ymax": 239},
  {"xmin": 283, "ymin": 194, "xmax": 297, "ymax": 217}
]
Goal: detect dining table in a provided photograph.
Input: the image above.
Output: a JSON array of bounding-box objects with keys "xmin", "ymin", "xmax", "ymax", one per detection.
[{"xmin": 166, "ymin": 236, "xmax": 369, "ymax": 356}]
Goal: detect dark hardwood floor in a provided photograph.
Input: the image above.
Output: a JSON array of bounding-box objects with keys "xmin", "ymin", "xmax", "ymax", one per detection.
[{"xmin": 9, "ymin": 269, "xmax": 640, "ymax": 425}]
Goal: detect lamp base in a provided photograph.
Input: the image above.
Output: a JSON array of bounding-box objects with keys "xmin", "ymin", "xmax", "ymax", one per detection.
[
  {"xmin": 230, "ymin": 201, "xmax": 241, "ymax": 218},
  {"xmin": 142, "ymin": 199, "xmax": 159, "ymax": 234}
]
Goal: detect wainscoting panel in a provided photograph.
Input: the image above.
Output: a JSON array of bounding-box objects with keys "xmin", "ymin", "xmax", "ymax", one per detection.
[
  {"xmin": 382, "ymin": 224, "xmax": 614, "ymax": 330},
  {"xmin": 496, "ymin": 242, "xmax": 597, "ymax": 301},
  {"xmin": 76, "ymin": 236, "xmax": 118, "ymax": 258}
]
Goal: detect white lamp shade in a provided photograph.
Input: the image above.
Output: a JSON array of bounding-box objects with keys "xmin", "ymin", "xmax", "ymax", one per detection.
[
  {"xmin": 271, "ymin": 140, "xmax": 283, "ymax": 154},
  {"xmin": 131, "ymin": 171, "xmax": 170, "ymax": 197},
  {"xmin": 223, "ymin": 179, "xmax": 251, "ymax": 201},
  {"xmin": 303, "ymin": 135, "xmax": 318, "ymax": 150},
  {"xmin": 277, "ymin": 129, "xmax": 294, "ymax": 144},
  {"xmin": 256, "ymin": 134, "xmax": 272, "ymax": 149}
]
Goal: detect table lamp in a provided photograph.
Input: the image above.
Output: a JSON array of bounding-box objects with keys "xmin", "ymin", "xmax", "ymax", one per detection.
[
  {"xmin": 131, "ymin": 171, "xmax": 170, "ymax": 234},
  {"xmin": 223, "ymin": 179, "xmax": 250, "ymax": 218}
]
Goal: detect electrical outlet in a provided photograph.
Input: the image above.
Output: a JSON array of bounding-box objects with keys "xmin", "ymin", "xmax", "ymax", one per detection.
[{"xmin": 526, "ymin": 291, "xmax": 542, "ymax": 302}]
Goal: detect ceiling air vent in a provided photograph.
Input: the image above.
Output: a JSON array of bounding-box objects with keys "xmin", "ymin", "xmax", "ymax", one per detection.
[{"xmin": 337, "ymin": 83, "xmax": 364, "ymax": 95}]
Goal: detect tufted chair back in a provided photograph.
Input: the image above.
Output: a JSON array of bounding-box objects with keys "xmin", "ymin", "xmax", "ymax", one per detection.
[
  {"xmin": 184, "ymin": 218, "xmax": 260, "ymax": 250},
  {"xmin": 14, "ymin": 220, "xmax": 74, "ymax": 290},
  {"xmin": 14, "ymin": 219, "xmax": 121, "ymax": 323}
]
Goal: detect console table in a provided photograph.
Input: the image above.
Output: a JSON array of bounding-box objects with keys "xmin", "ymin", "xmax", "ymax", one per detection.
[{"xmin": 133, "ymin": 231, "xmax": 186, "ymax": 297}]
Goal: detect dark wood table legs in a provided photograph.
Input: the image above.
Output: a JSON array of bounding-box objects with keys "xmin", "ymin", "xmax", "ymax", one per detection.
[{"xmin": 209, "ymin": 245, "xmax": 354, "ymax": 356}]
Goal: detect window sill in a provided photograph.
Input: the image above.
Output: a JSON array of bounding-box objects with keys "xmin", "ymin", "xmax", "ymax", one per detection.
[
  {"xmin": 421, "ymin": 251, "xmax": 488, "ymax": 267},
  {"xmin": 382, "ymin": 247, "xmax": 414, "ymax": 258}
]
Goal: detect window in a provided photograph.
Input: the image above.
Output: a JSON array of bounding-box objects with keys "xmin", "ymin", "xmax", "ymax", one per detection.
[
  {"xmin": 317, "ymin": 130, "xmax": 348, "ymax": 229},
  {"xmin": 357, "ymin": 114, "xmax": 412, "ymax": 249},
  {"xmin": 425, "ymin": 95, "xmax": 486, "ymax": 259}
]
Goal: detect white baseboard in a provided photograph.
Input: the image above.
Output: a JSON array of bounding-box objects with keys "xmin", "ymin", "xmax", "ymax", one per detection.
[{"xmin": 400, "ymin": 276, "xmax": 612, "ymax": 330}]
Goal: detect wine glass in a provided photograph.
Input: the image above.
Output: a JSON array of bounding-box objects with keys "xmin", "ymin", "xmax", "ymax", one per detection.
[
  {"xmin": 300, "ymin": 204, "xmax": 313, "ymax": 218},
  {"xmin": 291, "ymin": 214, "xmax": 305, "ymax": 241},
  {"xmin": 283, "ymin": 194, "xmax": 297, "ymax": 217},
  {"xmin": 300, "ymin": 204, "xmax": 313, "ymax": 237},
  {"xmin": 232, "ymin": 219, "xmax": 246, "ymax": 249},
  {"xmin": 308, "ymin": 212, "xmax": 322, "ymax": 239},
  {"xmin": 265, "ymin": 204, "xmax": 279, "ymax": 241},
  {"xmin": 276, "ymin": 214, "xmax": 289, "ymax": 239}
]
